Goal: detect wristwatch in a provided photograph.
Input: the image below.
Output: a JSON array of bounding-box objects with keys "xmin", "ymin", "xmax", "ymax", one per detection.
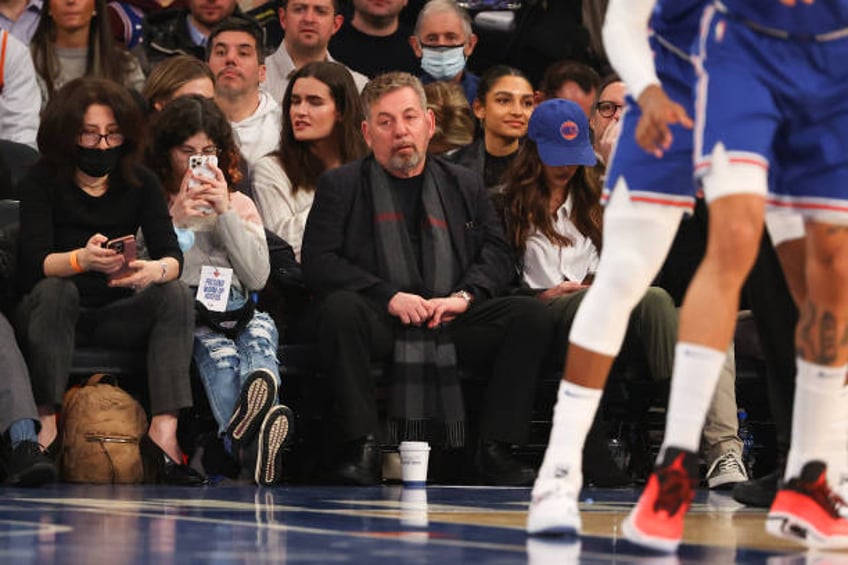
[{"xmin": 451, "ymin": 290, "xmax": 474, "ymax": 305}]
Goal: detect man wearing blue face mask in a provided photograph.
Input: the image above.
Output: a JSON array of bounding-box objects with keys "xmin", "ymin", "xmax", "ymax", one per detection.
[{"xmin": 409, "ymin": 0, "xmax": 478, "ymax": 106}]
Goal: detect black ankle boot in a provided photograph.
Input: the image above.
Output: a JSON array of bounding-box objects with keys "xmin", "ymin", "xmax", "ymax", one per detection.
[
  {"xmin": 140, "ymin": 435, "xmax": 208, "ymax": 486},
  {"xmin": 474, "ymin": 441, "xmax": 536, "ymax": 486},
  {"xmin": 334, "ymin": 435, "xmax": 381, "ymax": 486}
]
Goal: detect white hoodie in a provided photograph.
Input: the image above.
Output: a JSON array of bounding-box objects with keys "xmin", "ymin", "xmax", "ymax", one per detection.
[{"xmin": 231, "ymin": 90, "xmax": 282, "ymax": 167}]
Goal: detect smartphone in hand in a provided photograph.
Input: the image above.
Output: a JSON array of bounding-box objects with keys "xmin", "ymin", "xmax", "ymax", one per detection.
[
  {"xmin": 188, "ymin": 154, "xmax": 217, "ymax": 215},
  {"xmin": 104, "ymin": 234, "xmax": 137, "ymax": 282}
]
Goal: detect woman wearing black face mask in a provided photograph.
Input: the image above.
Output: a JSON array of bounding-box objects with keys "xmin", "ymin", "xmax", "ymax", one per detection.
[{"xmin": 15, "ymin": 78, "xmax": 206, "ymax": 486}]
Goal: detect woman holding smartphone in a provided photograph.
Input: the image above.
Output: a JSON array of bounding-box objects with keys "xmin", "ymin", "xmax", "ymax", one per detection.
[
  {"xmin": 15, "ymin": 78, "xmax": 205, "ymax": 485},
  {"xmin": 148, "ymin": 94, "xmax": 293, "ymax": 486}
]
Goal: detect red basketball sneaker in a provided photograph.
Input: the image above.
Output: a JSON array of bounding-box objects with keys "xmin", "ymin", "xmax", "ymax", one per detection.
[
  {"xmin": 622, "ymin": 447, "xmax": 698, "ymax": 553},
  {"xmin": 767, "ymin": 461, "xmax": 848, "ymax": 549}
]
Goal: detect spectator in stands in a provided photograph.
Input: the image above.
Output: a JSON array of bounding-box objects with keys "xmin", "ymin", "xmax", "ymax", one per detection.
[
  {"xmin": 264, "ymin": 0, "xmax": 368, "ymax": 103},
  {"xmin": 142, "ymin": 54, "xmax": 215, "ymax": 111},
  {"xmin": 0, "ymin": 29, "xmax": 40, "ymax": 149},
  {"xmin": 301, "ymin": 72, "xmax": 555, "ymax": 486},
  {"xmin": 410, "ymin": 0, "xmax": 478, "ymax": 105},
  {"xmin": 15, "ymin": 78, "xmax": 205, "ymax": 486},
  {"xmin": 451, "ymin": 65, "xmax": 534, "ymax": 198},
  {"xmin": 207, "ymin": 16, "xmax": 280, "ymax": 167},
  {"xmin": 590, "ymin": 74, "xmax": 624, "ymax": 166},
  {"xmin": 0, "ymin": 320, "xmax": 57, "ymax": 486},
  {"xmin": 0, "ymin": 0, "xmax": 41, "ymax": 42},
  {"xmin": 423, "ymin": 81, "xmax": 473, "ymax": 156},
  {"xmin": 30, "ymin": 0, "xmax": 145, "ymax": 105},
  {"xmin": 107, "ymin": 0, "xmax": 186, "ymax": 52},
  {"xmin": 505, "ymin": 99, "xmax": 746, "ymax": 491},
  {"xmin": 148, "ymin": 95, "xmax": 293, "ymax": 485},
  {"xmin": 143, "ymin": 0, "xmax": 240, "ymax": 67},
  {"xmin": 329, "ymin": 0, "xmax": 419, "ymax": 78},
  {"xmin": 503, "ymin": 99, "xmax": 677, "ymax": 386},
  {"xmin": 0, "ymin": 158, "xmax": 57, "ymax": 487},
  {"xmin": 252, "ymin": 61, "xmax": 367, "ymax": 261},
  {"xmin": 536, "ymin": 59, "xmax": 600, "ymax": 117}
]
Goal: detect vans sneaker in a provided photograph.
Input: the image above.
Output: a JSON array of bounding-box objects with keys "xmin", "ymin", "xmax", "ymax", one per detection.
[
  {"xmin": 227, "ymin": 369, "xmax": 278, "ymax": 451},
  {"xmin": 706, "ymin": 452, "xmax": 748, "ymax": 490}
]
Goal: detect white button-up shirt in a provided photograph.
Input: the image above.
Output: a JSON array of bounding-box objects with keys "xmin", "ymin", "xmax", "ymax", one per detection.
[{"xmin": 521, "ymin": 194, "xmax": 599, "ymax": 289}]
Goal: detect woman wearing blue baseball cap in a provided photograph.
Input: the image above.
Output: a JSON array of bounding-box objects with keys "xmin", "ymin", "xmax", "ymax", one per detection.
[{"xmin": 502, "ymin": 98, "xmax": 679, "ymax": 477}]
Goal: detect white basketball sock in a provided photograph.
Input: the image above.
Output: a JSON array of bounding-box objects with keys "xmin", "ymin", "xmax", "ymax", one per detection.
[
  {"xmin": 660, "ymin": 342, "xmax": 726, "ymax": 457},
  {"xmin": 785, "ymin": 359, "xmax": 847, "ymax": 481},
  {"xmin": 535, "ymin": 380, "xmax": 602, "ymax": 490}
]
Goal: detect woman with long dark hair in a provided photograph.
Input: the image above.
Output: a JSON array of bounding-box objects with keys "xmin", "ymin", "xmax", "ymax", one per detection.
[
  {"xmin": 503, "ymin": 98, "xmax": 677, "ymax": 416},
  {"xmin": 452, "ymin": 64, "xmax": 535, "ymax": 196},
  {"xmin": 30, "ymin": 0, "xmax": 145, "ymax": 104},
  {"xmin": 251, "ymin": 61, "xmax": 368, "ymax": 261},
  {"xmin": 16, "ymin": 78, "xmax": 203, "ymax": 485},
  {"xmin": 148, "ymin": 95, "xmax": 293, "ymax": 486}
]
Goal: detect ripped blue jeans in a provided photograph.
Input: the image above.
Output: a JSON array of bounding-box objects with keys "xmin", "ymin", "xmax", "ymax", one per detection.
[{"xmin": 193, "ymin": 289, "xmax": 280, "ymax": 435}]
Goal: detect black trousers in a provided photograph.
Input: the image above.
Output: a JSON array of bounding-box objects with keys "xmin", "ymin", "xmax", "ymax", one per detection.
[
  {"xmin": 16, "ymin": 277, "xmax": 195, "ymax": 415},
  {"xmin": 315, "ymin": 291, "xmax": 556, "ymax": 445}
]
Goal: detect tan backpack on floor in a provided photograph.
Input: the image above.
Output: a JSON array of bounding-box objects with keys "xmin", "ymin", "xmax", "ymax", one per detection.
[{"xmin": 62, "ymin": 374, "xmax": 148, "ymax": 483}]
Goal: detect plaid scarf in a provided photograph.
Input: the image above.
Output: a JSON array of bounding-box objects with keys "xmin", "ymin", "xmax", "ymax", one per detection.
[{"xmin": 369, "ymin": 159, "xmax": 466, "ymax": 448}]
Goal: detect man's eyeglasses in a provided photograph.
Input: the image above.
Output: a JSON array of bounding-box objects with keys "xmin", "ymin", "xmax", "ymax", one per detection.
[
  {"xmin": 595, "ymin": 101, "xmax": 624, "ymax": 119},
  {"xmin": 78, "ymin": 131, "xmax": 125, "ymax": 148}
]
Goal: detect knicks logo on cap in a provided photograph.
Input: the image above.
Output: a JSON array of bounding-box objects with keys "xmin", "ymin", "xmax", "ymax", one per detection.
[{"xmin": 560, "ymin": 121, "xmax": 579, "ymax": 141}]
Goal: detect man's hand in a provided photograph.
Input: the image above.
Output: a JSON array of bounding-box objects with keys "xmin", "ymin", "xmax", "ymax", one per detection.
[
  {"xmin": 427, "ymin": 296, "xmax": 469, "ymax": 328},
  {"xmin": 388, "ymin": 292, "xmax": 434, "ymax": 326},
  {"xmin": 635, "ymin": 84, "xmax": 693, "ymax": 158}
]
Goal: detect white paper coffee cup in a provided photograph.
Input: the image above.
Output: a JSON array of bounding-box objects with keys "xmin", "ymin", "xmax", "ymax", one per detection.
[{"xmin": 398, "ymin": 441, "xmax": 430, "ymax": 486}]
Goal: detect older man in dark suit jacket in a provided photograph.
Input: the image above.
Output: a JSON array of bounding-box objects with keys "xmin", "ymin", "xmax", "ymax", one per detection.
[{"xmin": 302, "ymin": 72, "xmax": 555, "ymax": 486}]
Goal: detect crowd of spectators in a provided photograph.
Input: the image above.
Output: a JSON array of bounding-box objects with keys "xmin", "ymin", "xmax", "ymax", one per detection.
[{"xmin": 0, "ymin": 0, "xmax": 765, "ymax": 492}]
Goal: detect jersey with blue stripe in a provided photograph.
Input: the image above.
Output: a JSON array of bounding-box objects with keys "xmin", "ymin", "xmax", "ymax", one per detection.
[
  {"xmin": 602, "ymin": 0, "xmax": 708, "ymax": 210},
  {"xmin": 652, "ymin": 0, "xmax": 709, "ymax": 54},
  {"xmin": 722, "ymin": 0, "xmax": 848, "ymax": 36},
  {"xmin": 695, "ymin": 4, "xmax": 848, "ymax": 216}
]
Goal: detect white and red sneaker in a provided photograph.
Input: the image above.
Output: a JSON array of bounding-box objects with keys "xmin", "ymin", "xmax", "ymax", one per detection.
[
  {"xmin": 622, "ymin": 447, "xmax": 698, "ymax": 553},
  {"xmin": 767, "ymin": 461, "xmax": 848, "ymax": 549}
]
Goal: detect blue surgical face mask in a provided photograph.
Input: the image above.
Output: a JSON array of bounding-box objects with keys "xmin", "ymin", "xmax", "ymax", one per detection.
[{"xmin": 420, "ymin": 45, "xmax": 466, "ymax": 81}]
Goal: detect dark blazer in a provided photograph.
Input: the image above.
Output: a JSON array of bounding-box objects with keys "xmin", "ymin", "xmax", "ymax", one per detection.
[{"xmin": 301, "ymin": 155, "xmax": 516, "ymax": 310}]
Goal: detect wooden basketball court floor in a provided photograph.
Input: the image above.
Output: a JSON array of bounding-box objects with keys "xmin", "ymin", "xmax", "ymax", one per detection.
[{"xmin": 0, "ymin": 483, "xmax": 842, "ymax": 564}]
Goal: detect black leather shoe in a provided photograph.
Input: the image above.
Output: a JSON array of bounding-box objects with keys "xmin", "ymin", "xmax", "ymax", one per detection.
[
  {"xmin": 474, "ymin": 441, "xmax": 536, "ymax": 486},
  {"xmin": 334, "ymin": 435, "xmax": 381, "ymax": 486},
  {"xmin": 731, "ymin": 468, "xmax": 781, "ymax": 508},
  {"xmin": 2, "ymin": 440, "xmax": 58, "ymax": 486},
  {"xmin": 140, "ymin": 435, "xmax": 208, "ymax": 486}
]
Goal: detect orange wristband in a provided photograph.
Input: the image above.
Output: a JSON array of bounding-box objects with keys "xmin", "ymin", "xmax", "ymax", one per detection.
[{"xmin": 69, "ymin": 249, "xmax": 84, "ymax": 273}]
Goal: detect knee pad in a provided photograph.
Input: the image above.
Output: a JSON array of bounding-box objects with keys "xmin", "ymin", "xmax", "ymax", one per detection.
[
  {"xmin": 701, "ymin": 142, "xmax": 768, "ymax": 202},
  {"xmin": 569, "ymin": 189, "xmax": 682, "ymax": 356}
]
